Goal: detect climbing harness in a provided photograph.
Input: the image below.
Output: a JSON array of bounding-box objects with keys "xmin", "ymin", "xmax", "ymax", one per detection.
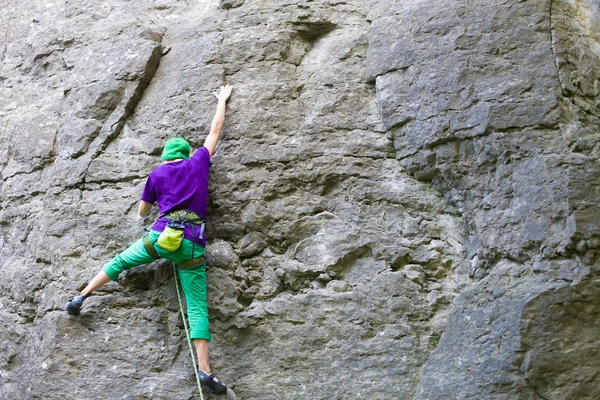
[
  {"xmin": 173, "ymin": 262, "xmax": 205, "ymax": 400},
  {"xmin": 143, "ymin": 210, "xmax": 207, "ymax": 269},
  {"xmin": 143, "ymin": 236, "xmax": 206, "ymax": 269},
  {"xmin": 157, "ymin": 210, "xmax": 207, "ymax": 252}
]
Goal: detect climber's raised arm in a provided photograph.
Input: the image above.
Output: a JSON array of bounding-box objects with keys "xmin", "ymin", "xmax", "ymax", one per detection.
[{"xmin": 203, "ymin": 85, "xmax": 232, "ymax": 157}]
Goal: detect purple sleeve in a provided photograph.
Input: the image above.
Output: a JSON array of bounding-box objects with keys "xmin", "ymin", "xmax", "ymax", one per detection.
[
  {"xmin": 141, "ymin": 174, "xmax": 157, "ymax": 203},
  {"xmin": 191, "ymin": 146, "xmax": 211, "ymax": 170}
]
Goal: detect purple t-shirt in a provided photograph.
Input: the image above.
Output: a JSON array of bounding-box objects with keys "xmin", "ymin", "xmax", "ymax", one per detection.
[{"xmin": 141, "ymin": 146, "xmax": 211, "ymax": 246}]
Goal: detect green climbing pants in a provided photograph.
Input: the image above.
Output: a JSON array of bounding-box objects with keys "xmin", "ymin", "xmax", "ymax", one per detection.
[{"xmin": 102, "ymin": 230, "xmax": 211, "ymax": 341}]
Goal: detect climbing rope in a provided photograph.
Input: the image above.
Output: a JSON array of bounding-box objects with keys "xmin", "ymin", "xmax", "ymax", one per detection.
[{"xmin": 173, "ymin": 263, "xmax": 205, "ymax": 400}]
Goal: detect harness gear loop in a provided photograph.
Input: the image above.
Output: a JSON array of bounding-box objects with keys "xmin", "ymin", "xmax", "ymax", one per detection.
[
  {"xmin": 173, "ymin": 262, "xmax": 205, "ymax": 400},
  {"xmin": 178, "ymin": 256, "xmax": 206, "ymax": 270},
  {"xmin": 161, "ymin": 210, "xmax": 207, "ymax": 227},
  {"xmin": 143, "ymin": 235, "xmax": 160, "ymax": 259}
]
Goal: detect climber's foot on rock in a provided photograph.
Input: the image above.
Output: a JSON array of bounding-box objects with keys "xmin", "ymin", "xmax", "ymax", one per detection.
[{"xmin": 198, "ymin": 370, "xmax": 227, "ymax": 394}]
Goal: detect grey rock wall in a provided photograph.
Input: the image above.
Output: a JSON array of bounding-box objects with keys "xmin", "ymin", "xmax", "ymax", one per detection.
[{"xmin": 0, "ymin": 0, "xmax": 598, "ymax": 399}]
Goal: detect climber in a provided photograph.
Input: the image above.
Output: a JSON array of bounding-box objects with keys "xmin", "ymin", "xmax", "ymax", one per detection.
[{"xmin": 66, "ymin": 85, "xmax": 233, "ymax": 395}]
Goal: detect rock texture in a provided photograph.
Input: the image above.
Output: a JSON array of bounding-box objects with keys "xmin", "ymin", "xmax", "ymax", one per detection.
[{"xmin": 0, "ymin": 0, "xmax": 598, "ymax": 399}]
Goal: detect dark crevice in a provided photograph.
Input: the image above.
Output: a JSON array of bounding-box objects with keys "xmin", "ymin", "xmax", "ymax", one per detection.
[
  {"xmin": 549, "ymin": 0, "xmax": 600, "ymax": 120},
  {"xmin": 386, "ymin": 117, "xmax": 415, "ymax": 131},
  {"xmin": 291, "ymin": 20, "xmax": 338, "ymax": 42},
  {"xmin": 549, "ymin": 0, "xmax": 567, "ymax": 100},
  {"xmin": 81, "ymin": 40, "xmax": 165, "ymax": 189},
  {"xmin": 101, "ymin": 43, "xmax": 164, "ymax": 155},
  {"xmin": 369, "ymin": 66, "xmax": 410, "ymax": 83}
]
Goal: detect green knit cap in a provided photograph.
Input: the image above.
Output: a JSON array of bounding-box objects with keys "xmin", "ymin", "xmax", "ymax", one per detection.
[{"xmin": 161, "ymin": 138, "xmax": 191, "ymax": 161}]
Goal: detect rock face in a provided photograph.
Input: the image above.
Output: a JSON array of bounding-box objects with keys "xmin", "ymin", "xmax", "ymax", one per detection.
[{"xmin": 0, "ymin": 0, "xmax": 598, "ymax": 399}]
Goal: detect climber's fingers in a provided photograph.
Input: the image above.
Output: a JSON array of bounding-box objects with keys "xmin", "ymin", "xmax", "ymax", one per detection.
[{"xmin": 214, "ymin": 85, "xmax": 232, "ymax": 102}]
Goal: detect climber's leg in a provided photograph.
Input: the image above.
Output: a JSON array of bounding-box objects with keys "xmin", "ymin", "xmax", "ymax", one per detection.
[
  {"xmin": 170, "ymin": 243, "xmax": 225, "ymax": 393},
  {"xmin": 66, "ymin": 235, "xmax": 156, "ymax": 315},
  {"xmin": 100, "ymin": 235, "xmax": 157, "ymax": 282},
  {"xmin": 195, "ymin": 335, "xmax": 226, "ymax": 394},
  {"xmin": 178, "ymin": 263, "xmax": 211, "ymax": 342},
  {"xmin": 81, "ymin": 271, "xmax": 112, "ymax": 296},
  {"xmin": 194, "ymin": 338, "xmax": 210, "ymax": 373}
]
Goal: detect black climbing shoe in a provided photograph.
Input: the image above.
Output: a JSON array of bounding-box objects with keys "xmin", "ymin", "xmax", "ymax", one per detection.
[
  {"xmin": 66, "ymin": 294, "xmax": 86, "ymax": 316},
  {"xmin": 198, "ymin": 370, "xmax": 227, "ymax": 394}
]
